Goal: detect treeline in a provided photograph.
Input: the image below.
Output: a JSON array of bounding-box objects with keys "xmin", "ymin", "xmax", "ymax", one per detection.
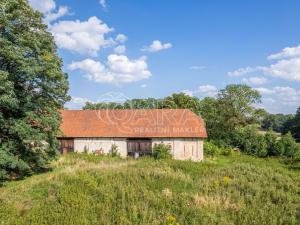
[{"xmin": 83, "ymin": 84, "xmax": 300, "ymax": 159}]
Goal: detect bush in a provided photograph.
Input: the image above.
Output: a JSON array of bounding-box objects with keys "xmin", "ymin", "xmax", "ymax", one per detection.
[
  {"xmin": 153, "ymin": 143, "xmax": 172, "ymax": 159},
  {"xmin": 278, "ymin": 132, "xmax": 300, "ymax": 158},
  {"xmin": 221, "ymin": 147, "xmax": 234, "ymax": 156},
  {"xmin": 108, "ymin": 144, "xmax": 120, "ymax": 157},
  {"xmin": 265, "ymin": 131, "xmax": 278, "ymax": 156},
  {"xmin": 236, "ymin": 126, "xmax": 267, "ymax": 157},
  {"xmin": 204, "ymin": 141, "xmax": 220, "ymax": 157}
]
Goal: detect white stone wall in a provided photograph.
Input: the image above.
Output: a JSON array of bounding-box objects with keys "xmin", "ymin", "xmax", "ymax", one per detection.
[
  {"xmin": 73, "ymin": 137, "xmax": 204, "ymax": 161},
  {"xmin": 152, "ymin": 138, "xmax": 203, "ymax": 161},
  {"xmin": 74, "ymin": 138, "xmax": 127, "ymax": 157}
]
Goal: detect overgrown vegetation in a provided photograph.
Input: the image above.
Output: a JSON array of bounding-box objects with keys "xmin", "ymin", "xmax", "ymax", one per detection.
[
  {"xmin": 0, "ymin": 0, "xmax": 69, "ymax": 181},
  {"xmin": 153, "ymin": 143, "xmax": 172, "ymax": 159},
  {"xmin": 0, "ymin": 153, "xmax": 299, "ymax": 225}
]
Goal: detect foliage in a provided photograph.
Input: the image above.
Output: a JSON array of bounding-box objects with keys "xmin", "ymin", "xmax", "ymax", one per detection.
[
  {"xmin": 265, "ymin": 131, "xmax": 280, "ymax": 156},
  {"xmin": 0, "ymin": 153, "xmax": 299, "ymax": 225},
  {"xmin": 83, "ymin": 93, "xmax": 202, "ymax": 115},
  {"xmin": 203, "ymin": 141, "xmax": 220, "ymax": 157},
  {"xmin": 261, "ymin": 113, "xmax": 294, "ymax": 133},
  {"xmin": 153, "ymin": 143, "xmax": 172, "ymax": 159},
  {"xmin": 234, "ymin": 126, "xmax": 267, "ymax": 157},
  {"xmin": 290, "ymin": 107, "xmax": 300, "ymax": 141},
  {"xmin": 0, "ymin": 0, "xmax": 69, "ymax": 181},
  {"xmin": 278, "ymin": 132, "xmax": 300, "ymax": 158},
  {"xmin": 108, "ymin": 144, "xmax": 120, "ymax": 157}
]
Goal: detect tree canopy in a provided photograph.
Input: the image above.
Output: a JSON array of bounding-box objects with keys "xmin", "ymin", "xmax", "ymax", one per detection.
[{"xmin": 0, "ymin": 0, "xmax": 69, "ymax": 181}]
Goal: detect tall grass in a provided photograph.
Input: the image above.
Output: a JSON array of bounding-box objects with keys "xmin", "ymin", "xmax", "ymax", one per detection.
[{"xmin": 0, "ymin": 153, "xmax": 299, "ymax": 225}]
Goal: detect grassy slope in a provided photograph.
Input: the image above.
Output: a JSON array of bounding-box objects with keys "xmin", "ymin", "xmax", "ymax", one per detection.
[{"xmin": 0, "ymin": 154, "xmax": 299, "ymax": 225}]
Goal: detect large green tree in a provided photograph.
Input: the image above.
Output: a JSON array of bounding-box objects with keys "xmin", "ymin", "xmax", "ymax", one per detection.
[
  {"xmin": 291, "ymin": 107, "xmax": 300, "ymax": 141},
  {"xmin": 0, "ymin": 0, "xmax": 69, "ymax": 181}
]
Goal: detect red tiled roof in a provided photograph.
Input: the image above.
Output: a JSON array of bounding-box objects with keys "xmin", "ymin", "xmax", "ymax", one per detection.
[{"xmin": 59, "ymin": 109, "xmax": 207, "ymax": 138}]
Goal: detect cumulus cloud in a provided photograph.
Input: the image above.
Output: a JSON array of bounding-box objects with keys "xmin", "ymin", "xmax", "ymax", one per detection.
[
  {"xmin": 181, "ymin": 90, "xmax": 194, "ymax": 97},
  {"xmin": 242, "ymin": 77, "xmax": 268, "ymax": 85},
  {"xmin": 28, "ymin": 0, "xmax": 56, "ymax": 13},
  {"xmin": 263, "ymin": 58, "xmax": 300, "ymax": 81},
  {"xmin": 141, "ymin": 40, "xmax": 172, "ymax": 52},
  {"xmin": 65, "ymin": 97, "xmax": 93, "ymax": 109},
  {"xmin": 50, "ymin": 16, "xmax": 114, "ymax": 56},
  {"xmin": 44, "ymin": 6, "xmax": 69, "ymax": 23},
  {"xmin": 116, "ymin": 34, "xmax": 128, "ymax": 43},
  {"xmin": 68, "ymin": 54, "xmax": 151, "ymax": 84},
  {"xmin": 227, "ymin": 67, "xmax": 261, "ymax": 77},
  {"xmin": 182, "ymin": 85, "xmax": 218, "ymax": 98},
  {"xmin": 255, "ymin": 86, "xmax": 300, "ymax": 113},
  {"xmin": 29, "ymin": 0, "xmax": 69, "ymax": 23},
  {"xmin": 114, "ymin": 45, "xmax": 126, "ymax": 54},
  {"xmin": 268, "ymin": 44, "xmax": 300, "ymax": 60},
  {"xmin": 228, "ymin": 44, "xmax": 300, "ymax": 82}
]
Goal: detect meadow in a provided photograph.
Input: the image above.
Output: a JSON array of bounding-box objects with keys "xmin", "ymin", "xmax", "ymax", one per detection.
[{"xmin": 0, "ymin": 153, "xmax": 299, "ymax": 225}]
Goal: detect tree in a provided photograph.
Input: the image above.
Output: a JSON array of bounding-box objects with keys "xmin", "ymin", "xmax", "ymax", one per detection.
[
  {"xmin": 0, "ymin": 0, "xmax": 69, "ymax": 181},
  {"xmin": 262, "ymin": 113, "xmax": 294, "ymax": 134},
  {"xmin": 278, "ymin": 132, "xmax": 299, "ymax": 158},
  {"xmin": 291, "ymin": 107, "xmax": 300, "ymax": 141},
  {"xmin": 198, "ymin": 97, "xmax": 223, "ymax": 140},
  {"xmin": 200, "ymin": 84, "xmax": 261, "ymax": 142},
  {"xmin": 217, "ymin": 84, "xmax": 261, "ymax": 128},
  {"xmin": 161, "ymin": 93, "xmax": 202, "ymax": 114}
]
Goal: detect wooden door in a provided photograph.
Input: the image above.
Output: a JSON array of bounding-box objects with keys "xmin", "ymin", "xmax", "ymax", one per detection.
[
  {"xmin": 58, "ymin": 139, "xmax": 74, "ymax": 153},
  {"xmin": 127, "ymin": 139, "xmax": 152, "ymax": 157}
]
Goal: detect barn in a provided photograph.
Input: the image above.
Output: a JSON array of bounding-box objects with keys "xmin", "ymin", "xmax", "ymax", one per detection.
[{"xmin": 58, "ymin": 109, "xmax": 207, "ymax": 161}]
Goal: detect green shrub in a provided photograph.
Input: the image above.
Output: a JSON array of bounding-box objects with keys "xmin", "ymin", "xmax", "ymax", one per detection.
[
  {"xmin": 278, "ymin": 132, "xmax": 300, "ymax": 158},
  {"xmin": 221, "ymin": 147, "xmax": 234, "ymax": 156},
  {"xmin": 204, "ymin": 141, "xmax": 220, "ymax": 157},
  {"xmin": 153, "ymin": 143, "xmax": 172, "ymax": 159},
  {"xmin": 108, "ymin": 144, "xmax": 120, "ymax": 157},
  {"xmin": 237, "ymin": 126, "xmax": 267, "ymax": 157},
  {"xmin": 265, "ymin": 131, "xmax": 278, "ymax": 156}
]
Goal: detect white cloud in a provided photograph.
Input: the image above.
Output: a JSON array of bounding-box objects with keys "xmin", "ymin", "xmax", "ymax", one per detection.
[
  {"xmin": 68, "ymin": 54, "xmax": 151, "ymax": 84},
  {"xmin": 140, "ymin": 84, "xmax": 147, "ymax": 88},
  {"xmin": 182, "ymin": 85, "xmax": 218, "ymax": 98},
  {"xmin": 228, "ymin": 44, "xmax": 300, "ymax": 82},
  {"xmin": 29, "ymin": 0, "xmax": 56, "ymax": 13},
  {"xmin": 116, "ymin": 34, "xmax": 127, "ymax": 43},
  {"xmin": 263, "ymin": 58, "xmax": 300, "ymax": 81},
  {"xmin": 189, "ymin": 66, "xmax": 206, "ymax": 70},
  {"xmin": 195, "ymin": 85, "xmax": 218, "ymax": 97},
  {"xmin": 114, "ymin": 45, "xmax": 126, "ymax": 54},
  {"xmin": 255, "ymin": 86, "xmax": 300, "ymax": 113},
  {"xmin": 29, "ymin": 0, "xmax": 69, "ymax": 23},
  {"xmin": 65, "ymin": 97, "xmax": 93, "ymax": 109},
  {"xmin": 242, "ymin": 76, "xmax": 268, "ymax": 85},
  {"xmin": 99, "ymin": 0, "xmax": 107, "ymax": 9},
  {"xmin": 268, "ymin": 44, "xmax": 300, "ymax": 60},
  {"xmin": 227, "ymin": 66, "xmax": 261, "ymax": 77},
  {"xmin": 44, "ymin": 6, "xmax": 69, "ymax": 23},
  {"xmin": 50, "ymin": 16, "xmax": 114, "ymax": 56},
  {"xmin": 181, "ymin": 90, "xmax": 194, "ymax": 96},
  {"xmin": 228, "ymin": 59, "xmax": 300, "ymax": 82},
  {"xmin": 141, "ymin": 40, "xmax": 172, "ymax": 52}
]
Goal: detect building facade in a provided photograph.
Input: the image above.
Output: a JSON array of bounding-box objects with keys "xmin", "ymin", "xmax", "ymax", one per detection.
[{"xmin": 58, "ymin": 109, "xmax": 207, "ymax": 161}]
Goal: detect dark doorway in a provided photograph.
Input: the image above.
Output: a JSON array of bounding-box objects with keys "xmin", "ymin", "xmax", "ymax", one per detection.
[
  {"xmin": 58, "ymin": 138, "xmax": 74, "ymax": 154},
  {"xmin": 127, "ymin": 139, "xmax": 152, "ymax": 157}
]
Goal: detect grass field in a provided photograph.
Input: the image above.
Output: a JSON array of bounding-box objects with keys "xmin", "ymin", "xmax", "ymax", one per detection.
[{"xmin": 0, "ymin": 153, "xmax": 299, "ymax": 225}]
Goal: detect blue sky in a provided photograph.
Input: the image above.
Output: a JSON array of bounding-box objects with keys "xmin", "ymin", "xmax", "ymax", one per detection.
[{"xmin": 28, "ymin": 0, "xmax": 300, "ymax": 114}]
